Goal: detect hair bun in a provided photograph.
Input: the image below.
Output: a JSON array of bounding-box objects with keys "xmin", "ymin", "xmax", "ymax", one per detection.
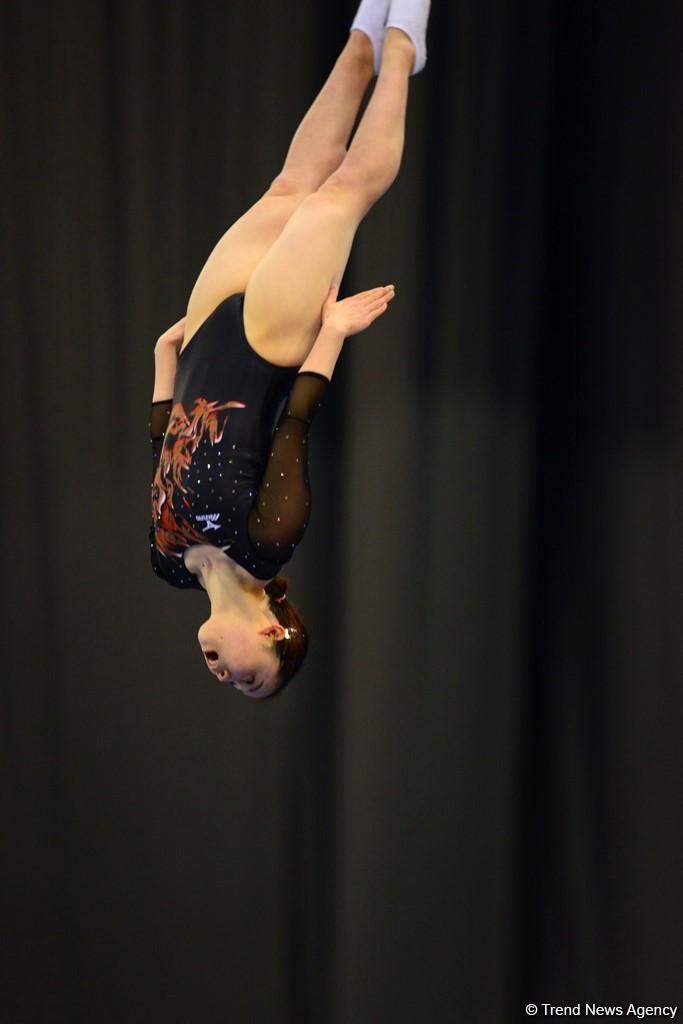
[{"xmin": 267, "ymin": 576, "xmax": 288, "ymax": 603}]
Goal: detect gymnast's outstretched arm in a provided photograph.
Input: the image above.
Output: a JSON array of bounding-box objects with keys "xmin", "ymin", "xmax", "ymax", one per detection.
[{"xmin": 246, "ymin": 282, "xmax": 395, "ymax": 560}]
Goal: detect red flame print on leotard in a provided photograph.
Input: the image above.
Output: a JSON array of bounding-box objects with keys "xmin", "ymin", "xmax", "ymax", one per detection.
[{"xmin": 151, "ymin": 395, "xmax": 246, "ymax": 561}]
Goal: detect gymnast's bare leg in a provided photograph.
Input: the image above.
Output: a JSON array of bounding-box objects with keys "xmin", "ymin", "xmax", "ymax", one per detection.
[
  {"xmin": 179, "ymin": 29, "xmax": 377, "ymax": 356},
  {"xmin": 242, "ymin": 27, "xmax": 416, "ymax": 367}
]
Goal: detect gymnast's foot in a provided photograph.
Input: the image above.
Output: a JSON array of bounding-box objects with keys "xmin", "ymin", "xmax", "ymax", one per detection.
[
  {"xmin": 386, "ymin": 0, "xmax": 431, "ymax": 75},
  {"xmin": 350, "ymin": 0, "xmax": 391, "ymax": 76}
]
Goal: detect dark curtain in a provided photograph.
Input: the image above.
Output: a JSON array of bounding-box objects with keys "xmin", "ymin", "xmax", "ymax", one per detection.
[{"xmin": 2, "ymin": 1, "xmax": 681, "ymax": 1021}]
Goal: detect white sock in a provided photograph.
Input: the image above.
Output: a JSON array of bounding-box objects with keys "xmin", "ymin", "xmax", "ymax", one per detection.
[
  {"xmin": 386, "ymin": 0, "xmax": 431, "ymax": 75},
  {"xmin": 350, "ymin": 0, "xmax": 391, "ymax": 76}
]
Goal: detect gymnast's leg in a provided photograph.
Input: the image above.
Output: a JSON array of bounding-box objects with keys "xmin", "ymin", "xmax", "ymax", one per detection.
[
  {"xmin": 271, "ymin": 29, "xmax": 376, "ymax": 194},
  {"xmin": 181, "ymin": 30, "xmax": 376, "ymax": 349},
  {"xmin": 243, "ymin": 27, "xmax": 418, "ymax": 366}
]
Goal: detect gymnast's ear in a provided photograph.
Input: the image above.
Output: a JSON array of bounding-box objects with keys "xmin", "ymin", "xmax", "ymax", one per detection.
[{"xmin": 259, "ymin": 624, "xmax": 286, "ymax": 640}]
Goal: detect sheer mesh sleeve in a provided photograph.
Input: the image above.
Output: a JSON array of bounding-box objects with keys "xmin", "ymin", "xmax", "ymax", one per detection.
[
  {"xmin": 247, "ymin": 371, "xmax": 329, "ymax": 560},
  {"xmin": 150, "ymin": 399, "xmax": 172, "ymax": 481},
  {"xmin": 149, "ymin": 400, "xmax": 172, "ymax": 566}
]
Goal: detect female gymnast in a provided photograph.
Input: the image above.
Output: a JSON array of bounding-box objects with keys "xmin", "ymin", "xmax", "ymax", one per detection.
[{"xmin": 148, "ymin": 0, "xmax": 431, "ymax": 700}]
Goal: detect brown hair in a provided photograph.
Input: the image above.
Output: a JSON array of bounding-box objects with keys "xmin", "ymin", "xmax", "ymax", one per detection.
[{"xmin": 259, "ymin": 575, "xmax": 309, "ymax": 699}]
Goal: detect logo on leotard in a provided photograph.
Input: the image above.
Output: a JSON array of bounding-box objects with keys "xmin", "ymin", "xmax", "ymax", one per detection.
[{"xmin": 195, "ymin": 512, "xmax": 221, "ymax": 532}]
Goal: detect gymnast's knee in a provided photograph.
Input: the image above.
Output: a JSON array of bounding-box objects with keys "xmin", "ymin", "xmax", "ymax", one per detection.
[
  {"xmin": 267, "ymin": 171, "xmax": 317, "ymax": 198},
  {"xmin": 316, "ymin": 168, "xmax": 379, "ymax": 213}
]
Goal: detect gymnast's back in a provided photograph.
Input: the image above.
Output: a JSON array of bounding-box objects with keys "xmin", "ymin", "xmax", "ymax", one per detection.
[{"xmin": 148, "ymin": 293, "xmax": 329, "ymax": 589}]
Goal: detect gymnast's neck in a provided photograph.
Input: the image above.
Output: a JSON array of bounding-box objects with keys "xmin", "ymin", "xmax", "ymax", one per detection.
[{"xmin": 183, "ymin": 545, "xmax": 273, "ymax": 609}]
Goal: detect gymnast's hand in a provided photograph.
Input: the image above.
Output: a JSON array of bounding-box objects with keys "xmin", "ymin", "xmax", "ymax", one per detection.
[
  {"xmin": 156, "ymin": 315, "xmax": 188, "ymax": 353},
  {"xmin": 321, "ymin": 284, "xmax": 395, "ymax": 337}
]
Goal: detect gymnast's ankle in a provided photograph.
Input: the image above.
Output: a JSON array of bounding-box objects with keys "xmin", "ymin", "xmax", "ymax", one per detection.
[
  {"xmin": 383, "ymin": 26, "xmax": 417, "ymax": 64},
  {"xmin": 385, "ymin": 0, "xmax": 431, "ymax": 76},
  {"xmin": 350, "ymin": 0, "xmax": 391, "ymax": 76},
  {"xmin": 348, "ymin": 28, "xmax": 375, "ymax": 66}
]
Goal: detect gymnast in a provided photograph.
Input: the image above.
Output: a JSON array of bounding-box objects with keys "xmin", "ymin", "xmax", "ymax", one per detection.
[{"xmin": 148, "ymin": 0, "xmax": 431, "ymax": 699}]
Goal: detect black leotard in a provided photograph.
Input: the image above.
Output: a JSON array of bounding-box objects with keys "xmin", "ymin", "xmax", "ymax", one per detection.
[{"xmin": 148, "ymin": 293, "xmax": 329, "ymax": 589}]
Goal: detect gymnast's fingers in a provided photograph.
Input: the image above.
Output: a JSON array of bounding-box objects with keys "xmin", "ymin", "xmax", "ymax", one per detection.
[
  {"xmin": 367, "ymin": 294, "xmax": 393, "ymax": 312},
  {"xmin": 365, "ymin": 289, "xmax": 394, "ymax": 305},
  {"xmin": 365, "ymin": 285, "xmax": 394, "ymax": 298}
]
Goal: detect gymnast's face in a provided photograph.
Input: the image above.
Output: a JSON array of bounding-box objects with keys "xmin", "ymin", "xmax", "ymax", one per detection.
[{"xmin": 197, "ymin": 613, "xmax": 284, "ymax": 699}]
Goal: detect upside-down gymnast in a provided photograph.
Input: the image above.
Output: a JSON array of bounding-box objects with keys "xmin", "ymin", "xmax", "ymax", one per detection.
[{"xmin": 148, "ymin": 0, "xmax": 431, "ymax": 700}]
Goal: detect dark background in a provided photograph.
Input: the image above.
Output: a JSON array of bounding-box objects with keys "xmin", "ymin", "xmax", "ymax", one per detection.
[{"xmin": 2, "ymin": 1, "xmax": 682, "ymax": 1021}]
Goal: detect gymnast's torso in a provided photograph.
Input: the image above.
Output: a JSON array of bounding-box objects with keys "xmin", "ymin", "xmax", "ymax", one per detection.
[{"xmin": 148, "ymin": 293, "xmax": 329, "ymax": 590}]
